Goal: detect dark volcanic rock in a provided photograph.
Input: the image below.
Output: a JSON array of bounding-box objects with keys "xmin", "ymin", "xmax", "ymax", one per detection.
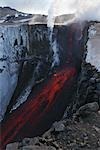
[
  {"xmin": 75, "ymin": 62, "xmax": 100, "ymax": 108},
  {"xmin": 0, "ymin": 7, "xmax": 19, "ymax": 18},
  {"xmin": 74, "ymin": 102, "xmax": 99, "ymax": 119},
  {"xmin": 6, "ymin": 110, "xmax": 100, "ymax": 150}
]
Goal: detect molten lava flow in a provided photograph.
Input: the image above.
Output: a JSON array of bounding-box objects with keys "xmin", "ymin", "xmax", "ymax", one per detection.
[{"xmin": 0, "ymin": 67, "xmax": 76, "ymax": 149}]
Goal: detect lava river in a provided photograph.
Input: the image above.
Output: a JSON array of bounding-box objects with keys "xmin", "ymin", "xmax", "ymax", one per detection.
[{"xmin": 0, "ymin": 67, "xmax": 76, "ymax": 149}]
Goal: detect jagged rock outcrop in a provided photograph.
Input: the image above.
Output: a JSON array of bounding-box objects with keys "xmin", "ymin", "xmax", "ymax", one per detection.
[{"xmin": 0, "ymin": 7, "xmax": 20, "ymax": 18}]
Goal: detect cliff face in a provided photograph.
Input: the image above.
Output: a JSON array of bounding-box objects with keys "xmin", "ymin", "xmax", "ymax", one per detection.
[{"xmin": 0, "ymin": 25, "xmax": 29, "ymax": 121}]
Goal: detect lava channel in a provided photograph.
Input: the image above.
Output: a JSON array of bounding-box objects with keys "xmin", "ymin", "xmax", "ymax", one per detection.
[{"xmin": 0, "ymin": 67, "xmax": 76, "ymax": 149}]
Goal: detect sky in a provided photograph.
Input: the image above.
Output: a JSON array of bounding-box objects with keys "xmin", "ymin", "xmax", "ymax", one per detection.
[{"xmin": 0, "ymin": 0, "xmax": 53, "ymax": 14}]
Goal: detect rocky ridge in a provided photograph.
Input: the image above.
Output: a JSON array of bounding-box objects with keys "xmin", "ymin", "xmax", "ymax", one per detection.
[{"xmin": 0, "ymin": 7, "xmax": 74, "ymax": 25}]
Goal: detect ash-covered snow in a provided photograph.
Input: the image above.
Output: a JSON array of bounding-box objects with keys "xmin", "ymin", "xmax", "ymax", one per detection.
[
  {"xmin": 10, "ymin": 61, "xmax": 43, "ymax": 112},
  {"xmin": 86, "ymin": 24, "xmax": 100, "ymax": 71}
]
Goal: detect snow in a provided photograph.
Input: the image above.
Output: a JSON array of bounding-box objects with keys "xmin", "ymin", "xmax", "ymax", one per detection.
[
  {"xmin": 0, "ymin": 20, "xmax": 5, "ymax": 23},
  {"xmin": 14, "ymin": 18, "xmax": 32, "ymax": 23},
  {"xmin": 15, "ymin": 13, "xmax": 19, "ymax": 18},
  {"xmin": 88, "ymin": 25, "xmax": 97, "ymax": 38},
  {"xmin": 86, "ymin": 24, "xmax": 100, "ymax": 71},
  {"xmin": 51, "ymin": 40, "xmax": 60, "ymax": 68}
]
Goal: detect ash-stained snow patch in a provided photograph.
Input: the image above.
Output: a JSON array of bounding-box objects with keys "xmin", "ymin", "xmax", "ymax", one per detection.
[
  {"xmin": 86, "ymin": 24, "xmax": 100, "ymax": 71},
  {"xmin": 10, "ymin": 61, "xmax": 43, "ymax": 112}
]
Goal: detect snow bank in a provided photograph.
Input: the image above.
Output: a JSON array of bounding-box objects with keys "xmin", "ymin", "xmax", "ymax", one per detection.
[{"xmin": 86, "ymin": 24, "xmax": 100, "ymax": 71}]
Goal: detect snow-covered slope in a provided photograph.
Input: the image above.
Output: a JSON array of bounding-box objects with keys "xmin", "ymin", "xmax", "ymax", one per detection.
[
  {"xmin": 0, "ymin": 25, "xmax": 28, "ymax": 121},
  {"xmin": 86, "ymin": 23, "xmax": 100, "ymax": 71}
]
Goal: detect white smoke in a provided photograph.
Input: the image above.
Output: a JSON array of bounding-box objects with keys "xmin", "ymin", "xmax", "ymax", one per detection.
[
  {"xmin": 47, "ymin": 0, "xmax": 55, "ymax": 28},
  {"xmin": 47, "ymin": 0, "xmax": 60, "ymax": 67},
  {"xmin": 75, "ymin": 0, "xmax": 100, "ymax": 21},
  {"xmin": 47, "ymin": 0, "xmax": 100, "ymax": 25}
]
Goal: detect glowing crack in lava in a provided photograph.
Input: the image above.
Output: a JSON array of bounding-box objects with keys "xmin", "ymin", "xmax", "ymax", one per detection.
[{"xmin": 0, "ymin": 67, "xmax": 76, "ymax": 148}]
